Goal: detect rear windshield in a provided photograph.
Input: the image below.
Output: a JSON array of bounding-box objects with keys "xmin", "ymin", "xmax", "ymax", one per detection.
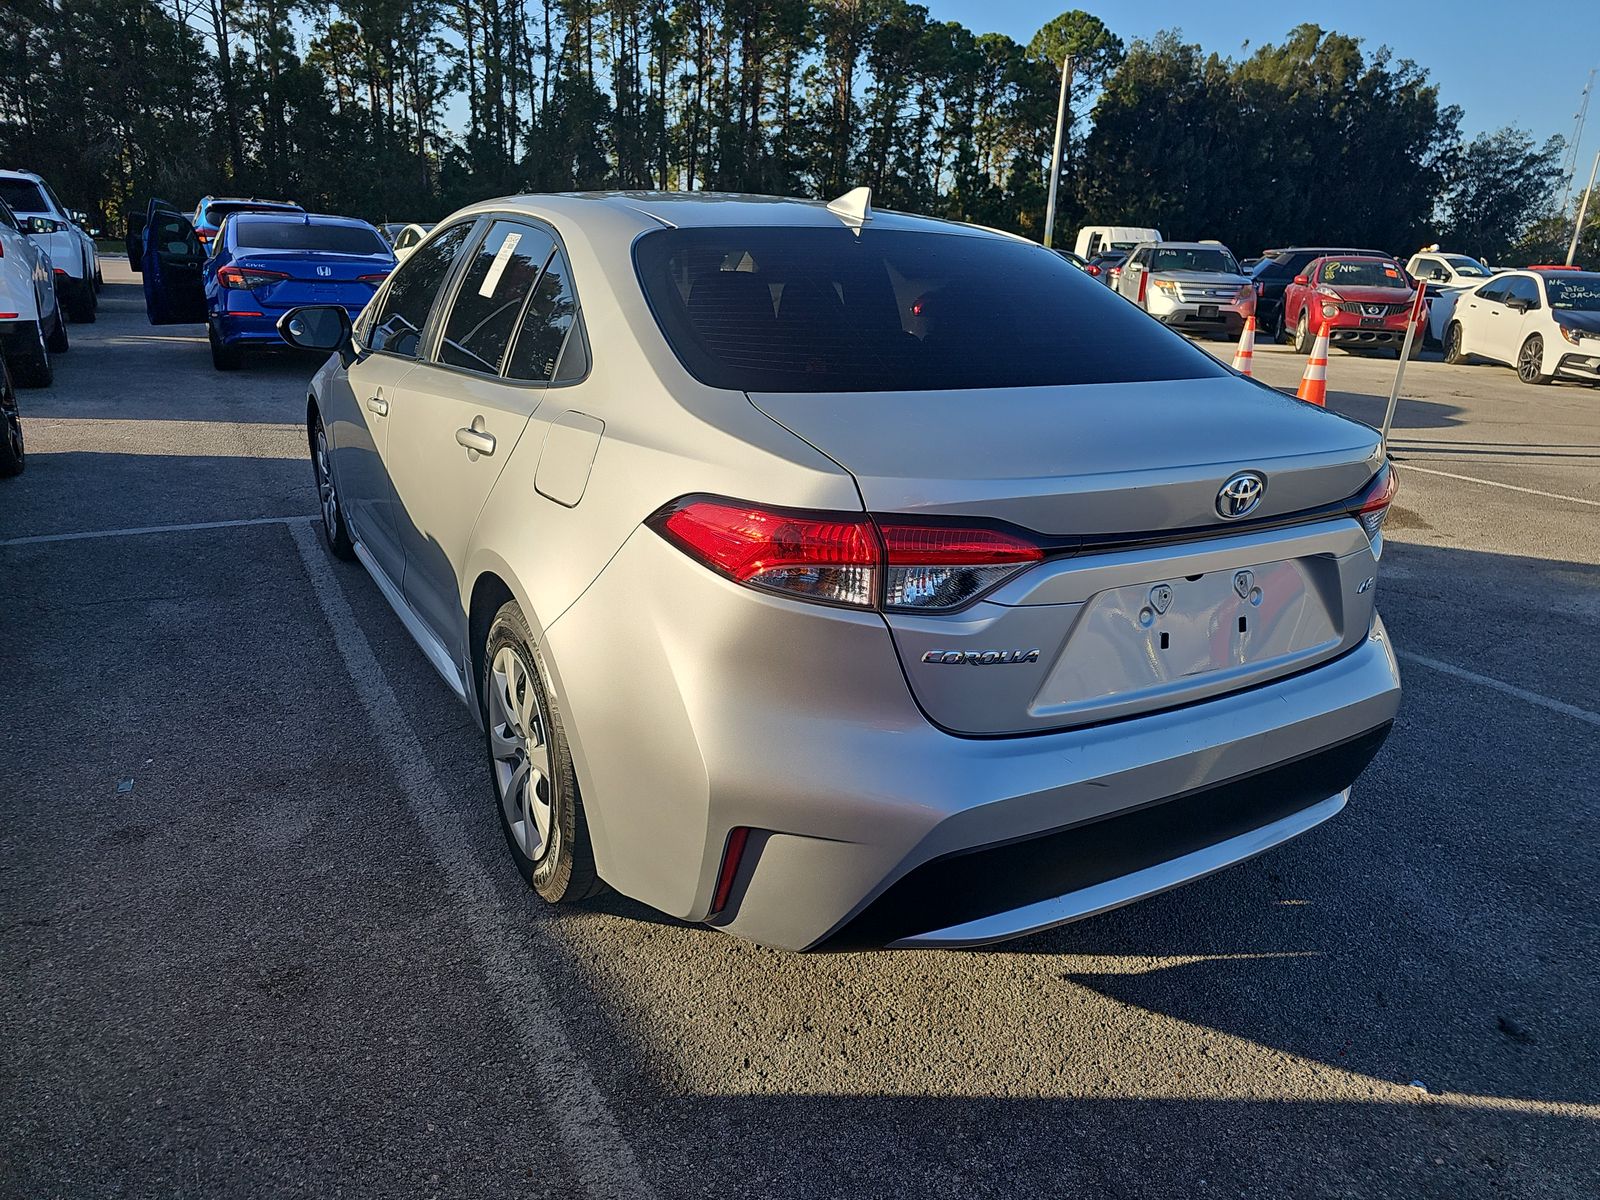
[
  {"xmin": 205, "ymin": 201, "xmax": 299, "ymax": 224},
  {"xmin": 1149, "ymin": 247, "xmax": 1239, "ymax": 274},
  {"xmin": 633, "ymin": 226, "xmax": 1228, "ymax": 392},
  {"xmin": 1547, "ymin": 275, "xmax": 1600, "ymax": 311},
  {"xmin": 235, "ymin": 220, "xmax": 387, "ymax": 255},
  {"xmin": 1320, "ymin": 259, "xmax": 1408, "ymax": 287},
  {"xmin": 0, "ymin": 178, "xmax": 47, "ymax": 214}
]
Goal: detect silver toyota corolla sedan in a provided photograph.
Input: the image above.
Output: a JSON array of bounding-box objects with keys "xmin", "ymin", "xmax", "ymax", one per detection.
[{"xmin": 280, "ymin": 190, "xmax": 1401, "ymax": 950}]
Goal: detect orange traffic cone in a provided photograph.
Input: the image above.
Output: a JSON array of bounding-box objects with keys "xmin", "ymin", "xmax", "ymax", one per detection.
[
  {"xmin": 1296, "ymin": 318, "xmax": 1331, "ymax": 406},
  {"xmin": 1231, "ymin": 315, "xmax": 1256, "ymax": 375}
]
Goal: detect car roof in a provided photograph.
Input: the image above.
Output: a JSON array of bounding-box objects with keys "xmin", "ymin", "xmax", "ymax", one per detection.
[
  {"xmin": 1143, "ymin": 240, "xmax": 1234, "ymax": 250},
  {"xmin": 0, "ymin": 169, "xmax": 45, "ymax": 182},
  {"xmin": 445, "ymin": 190, "xmax": 1021, "ymax": 241},
  {"xmin": 201, "ymin": 196, "xmax": 300, "ymax": 206},
  {"xmin": 233, "ymin": 211, "xmax": 376, "ymax": 227}
]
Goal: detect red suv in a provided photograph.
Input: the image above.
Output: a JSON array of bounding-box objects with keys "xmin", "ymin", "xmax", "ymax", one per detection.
[{"xmin": 1281, "ymin": 256, "xmax": 1426, "ymax": 357}]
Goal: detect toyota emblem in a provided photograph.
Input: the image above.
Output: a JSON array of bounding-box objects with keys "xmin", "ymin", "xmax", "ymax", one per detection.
[{"xmin": 1216, "ymin": 471, "xmax": 1266, "ymax": 519}]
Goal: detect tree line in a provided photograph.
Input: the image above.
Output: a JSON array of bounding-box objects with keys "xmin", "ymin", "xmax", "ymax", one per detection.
[{"xmin": 1, "ymin": 1, "xmax": 1593, "ymax": 264}]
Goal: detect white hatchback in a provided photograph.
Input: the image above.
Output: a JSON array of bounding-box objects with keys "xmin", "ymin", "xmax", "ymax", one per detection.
[{"xmin": 1442, "ymin": 270, "xmax": 1600, "ymax": 385}]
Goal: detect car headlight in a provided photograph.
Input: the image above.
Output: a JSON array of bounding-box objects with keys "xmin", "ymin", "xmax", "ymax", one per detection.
[
  {"xmin": 1558, "ymin": 324, "xmax": 1585, "ymax": 345},
  {"xmin": 1322, "ymin": 302, "xmax": 1339, "ymax": 318},
  {"xmin": 1150, "ymin": 279, "xmax": 1180, "ymax": 293}
]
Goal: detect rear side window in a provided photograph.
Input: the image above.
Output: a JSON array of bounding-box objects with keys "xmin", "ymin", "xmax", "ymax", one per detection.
[
  {"xmin": 437, "ymin": 222, "xmax": 556, "ymax": 375},
  {"xmin": 234, "ymin": 220, "xmax": 387, "ymax": 255},
  {"xmin": 1475, "ymin": 279, "xmax": 1511, "ymax": 304},
  {"xmin": 506, "ymin": 251, "xmax": 580, "ymax": 382},
  {"xmin": 633, "ymin": 226, "xmax": 1227, "ymax": 392},
  {"xmin": 369, "ymin": 222, "xmax": 474, "ymax": 357}
]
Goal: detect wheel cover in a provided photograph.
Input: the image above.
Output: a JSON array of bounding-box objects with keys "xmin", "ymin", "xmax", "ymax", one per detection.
[
  {"xmin": 313, "ymin": 426, "xmax": 339, "ymax": 537},
  {"xmin": 489, "ymin": 645, "xmax": 554, "ymax": 862},
  {"xmin": 1518, "ymin": 337, "xmax": 1541, "ymax": 381}
]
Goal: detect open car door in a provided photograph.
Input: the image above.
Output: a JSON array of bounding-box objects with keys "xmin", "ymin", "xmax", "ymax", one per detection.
[
  {"xmin": 124, "ymin": 207, "xmax": 147, "ymax": 271},
  {"xmin": 139, "ymin": 199, "xmax": 207, "ymax": 324}
]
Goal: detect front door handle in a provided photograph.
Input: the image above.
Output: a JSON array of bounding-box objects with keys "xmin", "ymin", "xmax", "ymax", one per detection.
[
  {"xmin": 367, "ymin": 394, "xmax": 388, "ymax": 416},
  {"xmin": 456, "ymin": 424, "xmax": 496, "ymax": 456}
]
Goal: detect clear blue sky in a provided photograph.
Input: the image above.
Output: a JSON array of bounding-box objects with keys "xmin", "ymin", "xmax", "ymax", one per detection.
[{"xmin": 932, "ymin": 1, "xmax": 1600, "ymax": 181}]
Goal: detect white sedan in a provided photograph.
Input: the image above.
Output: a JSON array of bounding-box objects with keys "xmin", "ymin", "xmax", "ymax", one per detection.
[{"xmin": 1442, "ymin": 270, "xmax": 1600, "ymax": 385}]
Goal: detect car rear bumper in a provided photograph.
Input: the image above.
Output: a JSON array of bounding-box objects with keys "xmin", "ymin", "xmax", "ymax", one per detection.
[
  {"xmin": 214, "ymin": 305, "xmax": 365, "ymax": 348},
  {"xmin": 545, "ymin": 526, "xmax": 1402, "ymax": 951}
]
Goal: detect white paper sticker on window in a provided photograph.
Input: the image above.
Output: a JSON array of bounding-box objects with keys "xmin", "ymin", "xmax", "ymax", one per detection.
[{"xmin": 479, "ymin": 231, "xmax": 522, "ymax": 298}]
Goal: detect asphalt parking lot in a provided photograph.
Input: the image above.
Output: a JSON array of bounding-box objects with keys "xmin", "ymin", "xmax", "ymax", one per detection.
[{"xmin": 2, "ymin": 264, "xmax": 1597, "ymax": 1199}]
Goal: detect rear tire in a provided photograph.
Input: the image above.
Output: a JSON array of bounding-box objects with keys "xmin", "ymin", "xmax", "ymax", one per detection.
[
  {"xmin": 63, "ymin": 276, "xmax": 95, "ymax": 323},
  {"xmin": 483, "ymin": 601, "xmax": 604, "ymax": 905},
  {"xmin": 1443, "ymin": 322, "xmax": 1467, "ymax": 365},
  {"xmin": 45, "ymin": 307, "xmax": 69, "ymax": 353},
  {"xmin": 0, "ymin": 354, "xmax": 24, "ymax": 476},
  {"xmin": 209, "ymin": 321, "xmax": 243, "ymax": 371},
  {"xmin": 10, "ymin": 321, "xmax": 53, "ymax": 388},
  {"xmin": 309, "ymin": 411, "xmax": 355, "ymax": 560}
]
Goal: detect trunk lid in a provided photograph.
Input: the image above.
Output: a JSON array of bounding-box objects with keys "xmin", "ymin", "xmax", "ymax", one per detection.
[
  {"xmin": 749, "ymin": 375, "xmax": 1385, "ymax": 734},
  {"xmin": 233, "ymin": 251, "xmax": 391, "ymax": 311}
]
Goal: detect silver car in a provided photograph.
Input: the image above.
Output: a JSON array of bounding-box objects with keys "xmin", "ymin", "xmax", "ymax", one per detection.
[
  {"xmin": 1115, "ymin": 240, "xmax": 1253, "ymax": 338},
  {"xmin": 282, "ymin": 192, "xmax": 1401, "ymax": 951}
]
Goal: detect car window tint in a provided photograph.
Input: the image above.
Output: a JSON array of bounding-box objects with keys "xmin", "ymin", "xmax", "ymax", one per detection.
[
  {"xmin": 150, "ymin": 211, "xmax": 199, "ymax": 259},
  {"xmin": 506, "ymin": 250, "xmax": 579, "ymax": 382},
  {"xmin": 634, "ymin": 226, "xmax": 1228, "ymax": 392},
  {"xmin": 1475, "ymin": 279, "xmax": 1510, "ymax": 303},
  {"xmin": 1503, "ymin": 276, "xmax": 1539, "ymax": 307},
  {"xmin": 370, "ymin": 221, "xmax": 473, "ymax": 357},
  {"xmin": 0, "ymin": 178, "xmax": 47, "ymax": 213},
  {"xmin": 233, "ymin": 219, "xmax": 387, "ymax": 254},
  {"xmin": 437, "ymin": 221, "xmax": 555, "ymax": 375}
]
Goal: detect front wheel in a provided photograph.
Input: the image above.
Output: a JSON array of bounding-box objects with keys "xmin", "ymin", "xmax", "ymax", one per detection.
[
  {"xmin": 310, "ymin": 412, "xmax": 354, "ymax": 559},
  {"xmin": 1443, "ymin": 322, "xmax": 1467, "ymax": 364},
  {"xmin": 1293, "ymin": 310, "xmax": 1313, "ymax": 354},
  {"xmin": 1517, "ymin": 334, "xmax": 1551, "ymax": 385},
  {"xmin": 0, "ymin": 354, "xmax": 24, "ymax": 476},
  {"xmin": 483, "ymin": 601, "xmax": 603, "ymax": 905}
]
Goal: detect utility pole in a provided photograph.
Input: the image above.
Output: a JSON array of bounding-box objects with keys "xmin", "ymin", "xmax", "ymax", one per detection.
[
  {"xmin": 1567, "ymin": 149, "xmax": 1599, "ymax": 267},
  {"xmin": 1042, "ymin": 56, "xmax": 1073, "ymax": 249}
]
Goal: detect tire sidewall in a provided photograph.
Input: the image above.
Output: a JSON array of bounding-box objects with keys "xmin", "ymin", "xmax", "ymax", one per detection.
[
  {"xmin": 1294, "ymin": 311, "xmax": 1311, "ymax": 354},
  {"xmin": 483, "ymin": 603, "xmax": 584, "ymax": 902}
]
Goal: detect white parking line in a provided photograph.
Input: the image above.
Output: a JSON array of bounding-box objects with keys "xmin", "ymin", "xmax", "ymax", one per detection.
[
  {"xmin": 1398, "ymin": 651, "xmax": 1600, "ymax": 729},
  {"xmin": 1395, "ymin": 464, "xmax": 1600, "ymax": 508},
  {"xmin": 1, "ymin": 514, "xmax": 317, "ymax": 547},
  {"xmin": 289, "ymin": 522, "xmax": 655, "ymax": 1200}
]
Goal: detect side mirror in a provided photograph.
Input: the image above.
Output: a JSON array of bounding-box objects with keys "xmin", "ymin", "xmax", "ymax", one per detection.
[
  {"xmin": 1292, "ymin": 274, "xmax": 1308, "ymax": 286},
  {"xmin": 279, "ymin": 305, "xmax": 353, "ymax": 362},
  {"xmin": 1505, "ymin": 297, "xmax": 1533, "ymax": 313},
  {"xmin": 25, "ymin": 215, "xmax": 61, "ymax": 235},
  {"xmin": 1430, "ymin": 268, "xmax": 1448, "ymax": 282}
]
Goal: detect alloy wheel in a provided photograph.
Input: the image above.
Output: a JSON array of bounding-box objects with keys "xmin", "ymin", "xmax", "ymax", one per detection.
[
  {"xmin": 1517, "ymin": 336, "xmax": 1544, "ymax": 383},
  {"xmin": 489, "ymin": 645, "xmax": 554, "ymax": 863},
  {"xmin": 313, "ymin": 425, "xmax": 339, "ymax": 539},
  {"xmin": 1445, "ymin": 324, "xmax": 1460, "ymax": 362},
  {"xmin": 1, "ymin": 373, "xmax": 22, "ymax": 467}
]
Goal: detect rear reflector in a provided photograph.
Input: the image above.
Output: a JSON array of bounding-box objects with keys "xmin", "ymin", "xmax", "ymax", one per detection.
[
  {"xmin": 1351, "ymin": 464, "xmax": 1398, "ymax": 539},
  {"xmin": 710, "ymin": 826, "xmax": 750, "ymax": 915},
  {"xmin": 0, "ymin": 312, "xmax": 16, "ymax": 319},
  {"xmin": 650, "ymin": 497, "xmax": 1045, "ymax": 612}
]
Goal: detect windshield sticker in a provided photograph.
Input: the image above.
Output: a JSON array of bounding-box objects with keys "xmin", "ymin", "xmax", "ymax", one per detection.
[{"xmin": 479, "ymin": 231, "xmax": 522, "ymax": 298}]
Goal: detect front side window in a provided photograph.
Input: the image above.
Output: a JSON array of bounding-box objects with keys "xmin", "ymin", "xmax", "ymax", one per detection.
[
  {"xmin": 634, "ymin": 226, "xmax": 1228, "ymax": 393},
  {"xmin": 506, "ymin": 250, "xmax": 580, "ymax": 382},
  {"xmin": 1502, "ymin": 276, "xmax": 1540, "ymax": 308},
  {"xmin": 0, "ymin": 178, "xmax": 47, "ymax": 214},
  {"xmin": 437, "ymin": 221, "xmax": 556, "ymax": 375},
  {"xmin": 1474, "ymin": 279, "xmax": 1511, "ymax": 304},
  {"xmin": 369, "ymin": 221, "xmax": 474, "ymax": 357}
]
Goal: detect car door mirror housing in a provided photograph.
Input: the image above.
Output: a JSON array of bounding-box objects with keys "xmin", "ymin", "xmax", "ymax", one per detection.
[
  {"xmin": 279, "ymin": 305, "xmax": 354, "ymax": 362},
  {"xmin": 25, "ymin": 216, "xmax": 62, "ymax": 235},
  {"xmin": 1292, "ymin": 274, "xmax": 1308, "ymax": 286}
]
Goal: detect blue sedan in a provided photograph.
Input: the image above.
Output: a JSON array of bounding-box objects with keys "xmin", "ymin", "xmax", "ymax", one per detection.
[{"xmin": 136, "ymin": 200, "xmax": 395, "ymax": 370}]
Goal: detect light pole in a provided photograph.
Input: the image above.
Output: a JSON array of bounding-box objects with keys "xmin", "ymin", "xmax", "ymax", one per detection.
[
  {"xmin": 1042, "ymin": 56, "xmax": 1074, "ymax": 249},
  {"xmin": 1566, "ymin": 148, "xmax": 1599, "ymax": 267}
]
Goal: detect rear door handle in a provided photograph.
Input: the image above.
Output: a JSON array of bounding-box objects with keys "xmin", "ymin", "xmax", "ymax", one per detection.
[
  {"xmin": 456, "ymin": 426, "xmax": 496, "ymax": 456},
  {"xmin": 367, "ymin": 395, "xmax": 388, "ymax": 416}
]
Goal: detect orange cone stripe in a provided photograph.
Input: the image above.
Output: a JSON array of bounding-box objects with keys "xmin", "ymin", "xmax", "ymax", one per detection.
[
  {"xmin": 1232, "ymin": 315, "xmax": 1256, "ymax": 375},
  {"xmin": 1296, "ymin": 323, "xmax": 1330, "ymax": 407}
]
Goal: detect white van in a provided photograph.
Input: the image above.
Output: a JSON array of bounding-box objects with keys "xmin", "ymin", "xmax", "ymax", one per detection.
[{"xmin": 1075, "ymin": 225, "xmax": 1163, "ymax": 260}]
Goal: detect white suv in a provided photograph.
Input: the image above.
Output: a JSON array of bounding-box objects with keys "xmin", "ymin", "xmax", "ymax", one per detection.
[
  {"xmin": 0, "ymin": 197, "xmax": 66, "ymax": 387},
  {"xmin": 0, "ymin": 169, "xmax": 100, "ymax": 324}
]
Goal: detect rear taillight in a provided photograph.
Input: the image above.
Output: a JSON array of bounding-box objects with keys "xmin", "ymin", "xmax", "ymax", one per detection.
[
  {"xmin": 1351, "ymin": 464, "xmax": 1398, "ymax": 539},
  {"xmin": 358, "ymin": 272, "xmax": 390, "ymax": 284},
  {"xmin": 217, "ymin": 265, "xmax": 288, "ymax": 290},
  {"xmin": 650, "ymin": 498, "xmax": 1045, "ymax": 612},
  {"xmin": 1085, "ymin": 263, "xmax": 1101, "ymax": 276},
  {"xmin": 878, "ymin": 521, "xmax": 1043, "ymax": 610}
]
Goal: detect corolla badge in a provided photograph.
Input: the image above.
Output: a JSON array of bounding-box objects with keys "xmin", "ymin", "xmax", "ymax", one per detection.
[
  {"xmin": 1216, "ymin": 471, "xmax": 1266, "ymax": 519},
  {"xmin": 921, "ymin": 649, "xmax": 1041, "ymax": 666}
]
